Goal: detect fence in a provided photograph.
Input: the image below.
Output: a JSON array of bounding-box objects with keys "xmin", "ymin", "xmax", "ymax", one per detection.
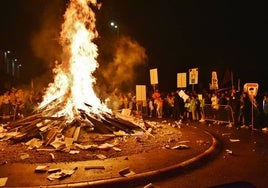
[{"xmin": 203, "ymin": 104, "xmax": 234, "ymax": 125}]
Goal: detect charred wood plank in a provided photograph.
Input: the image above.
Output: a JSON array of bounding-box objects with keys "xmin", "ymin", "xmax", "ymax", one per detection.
[
  {"xmin": 110, "ymin": 115, "xmax": 140, "ymax": 129},
  {"xmin": 7, "ymin": 113, "xmax": 43, "ymax": 129},
  {"xmin": 85, "ymin": 115, "xmax": 115, "ymax": 134},
  {"xmin": 11, "ymin": 125, "xmax": 41, "ymax": 143},
  {"xmin": 101, "ymin": 117, "xmax": 133, "ymax": 134}
]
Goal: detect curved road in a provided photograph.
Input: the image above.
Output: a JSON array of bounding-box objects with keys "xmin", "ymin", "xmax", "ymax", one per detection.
[{"xmin": 146, "ymin": 122, "xmax": 268, "ymax": 188}]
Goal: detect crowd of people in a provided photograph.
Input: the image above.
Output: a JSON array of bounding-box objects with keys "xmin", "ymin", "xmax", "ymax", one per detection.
[
  {"xmin": 1, "ymin": 86, "xmax": 268, "ymax": 130},
  {"xmin": 0, "ymin": 87, "xmax": 42, "ymax": 121},
  {"xmin": 109, "ymin": 88, "xmax": 268, "ymax": 130}
]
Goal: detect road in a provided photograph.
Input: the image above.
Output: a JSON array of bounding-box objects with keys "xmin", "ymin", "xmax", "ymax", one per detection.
[{"xmin": 136, "ymin": 122, "xmax": 268, "ymax": 188}]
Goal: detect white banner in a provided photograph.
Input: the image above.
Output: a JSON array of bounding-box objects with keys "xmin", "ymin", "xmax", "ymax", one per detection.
[
  {"xmin": 136, "ymin": 85, "xmax": 146, "ymax": 101},
  {"xmin": 150, "ymin": 68, "xmax": 158, "ymax": 85},
  {"xmin": 177, "ymin": 72, "xmax": 187, "ymax": 88},
  {"xmin": 178, "ymin": 90, "xmax": 189, "ymax": 102}
]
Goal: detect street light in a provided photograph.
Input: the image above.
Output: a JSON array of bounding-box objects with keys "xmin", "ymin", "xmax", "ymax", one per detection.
[
  {"xmin": 4, "ymin": 50, "xmax": 10, "ymax": 74},
  {"xmin": 110, "ymin": 21, "xmax": 119, "ymax": 37}
]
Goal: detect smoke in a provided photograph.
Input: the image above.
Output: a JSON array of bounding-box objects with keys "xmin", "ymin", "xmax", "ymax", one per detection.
[
  {"xmin": 30, "ymin": 2, "xmax": 65, "ymax": 71},
  {"xmin": 100, "ymin": 36, "xmax": 148, "ymax": 93},
  {"xmin": 29, "ymin": 1, "xmax": 66, "ymax": 90}
]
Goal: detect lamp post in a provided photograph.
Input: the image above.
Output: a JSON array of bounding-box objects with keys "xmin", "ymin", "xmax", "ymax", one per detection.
[{"xmin": 4, "ymin": 51, "xmax": 10, "ymax": 74}]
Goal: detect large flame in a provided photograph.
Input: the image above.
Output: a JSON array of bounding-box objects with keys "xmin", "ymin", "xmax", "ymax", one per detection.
[{"xmin": 38, "ymin": 0, "xmax": 111, "ymax": 121}]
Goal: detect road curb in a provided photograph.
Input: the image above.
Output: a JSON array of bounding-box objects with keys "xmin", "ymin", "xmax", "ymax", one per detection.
[{"xmin": 43, "ymin": 128, "xmax": 219, "ymax": 188}]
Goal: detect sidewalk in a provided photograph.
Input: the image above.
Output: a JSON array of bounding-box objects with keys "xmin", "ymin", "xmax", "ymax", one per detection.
[{"xmin": 0, "ymin": 122, "xmax": 219, "ymax": 188}]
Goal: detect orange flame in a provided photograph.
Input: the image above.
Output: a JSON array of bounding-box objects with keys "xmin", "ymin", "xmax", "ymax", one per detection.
[{"xmin": 38, "ymin": 0, "xmax": 111, "ymax": 121}]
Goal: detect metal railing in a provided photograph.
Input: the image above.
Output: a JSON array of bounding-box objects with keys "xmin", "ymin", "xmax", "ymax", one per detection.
[{"xmin": 203, "ymin": 104, "xmax": 234, "ymax": 125}]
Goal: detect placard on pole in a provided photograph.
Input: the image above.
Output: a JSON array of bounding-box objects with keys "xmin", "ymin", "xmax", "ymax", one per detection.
[
  {"xmin": 177, "ymin": 73, "xmax": 187, "ymax": 88},
  {"xmin": 150, "ymin": 68, "xmax": 158, "ymax": 92},
  {"xmin": 189, "ymin": 68, "xmax": 198, "ymax": 92},
  {"xmin": 136, "ymin": 85, "xmax": 147, "ymax": 116}
]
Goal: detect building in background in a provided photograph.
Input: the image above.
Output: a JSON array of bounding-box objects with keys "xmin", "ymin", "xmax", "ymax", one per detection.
[{"xmin": 0, "ymin": 50, "xmax": 22, "ymax": 92}]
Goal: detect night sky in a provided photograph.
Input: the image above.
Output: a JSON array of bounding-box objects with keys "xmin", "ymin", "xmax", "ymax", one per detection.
[{"xmin": 1, "ymin": 0, "xmax": 267, "ymax": 93}]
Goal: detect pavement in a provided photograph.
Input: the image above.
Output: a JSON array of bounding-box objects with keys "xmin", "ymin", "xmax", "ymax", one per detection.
[{"xmin": 0, "ymin": 121, "xmax": 220, "ymax": 188}]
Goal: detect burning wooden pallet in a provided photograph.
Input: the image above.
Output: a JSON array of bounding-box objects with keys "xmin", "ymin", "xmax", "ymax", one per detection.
[{"xmin": 5, "ymin": 105, "xmax": 143, "ymax": 146}]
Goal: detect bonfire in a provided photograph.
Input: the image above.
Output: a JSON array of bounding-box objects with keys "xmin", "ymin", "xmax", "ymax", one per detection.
[{"xmin": 2, "ymin": 0, "xmax": 146, "ymax": 146}]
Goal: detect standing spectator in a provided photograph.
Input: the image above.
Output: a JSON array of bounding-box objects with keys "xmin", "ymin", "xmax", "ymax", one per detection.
[
  {"xmin": 184, "ymin": 98, "xmax": 191, "ymax": 120},
  {"xmin": 240, "ymin": 92, "xmax": 252, "ymax": 128},
  {"xmin": 190, "ymin": 94, "xmax": 199, "ymax": 121},
  {"xmin": 262, "ymin": 94, "xmax": 268, "ymax": 129},
  {"xmin": 165, "ymin": 92, "xmax": 175, "ymax": 118},
  {"xmin": 211, "ymin": 92, "xmax": 219, "ymax": 121},
  {"xmin": 155, "ymin": 95, "xmax": 163, "ymax": 118},
  {"xmin": 198, "ymin": 94, "xmax": 205, "ymax": 122},
  {"xmin": 1, "ymin": 91, "xmax": 11, "ymax": 118},
  {"xmin": 173, "ymin": 90, "xmax": 184, "ymax": 120},
  {"xmin": 148, "ymin": 97, "xmax": 154, "ymax": 117},
  {"xmin": 228, "ymin": 89, "xmax": 240, "ymax": 127}
]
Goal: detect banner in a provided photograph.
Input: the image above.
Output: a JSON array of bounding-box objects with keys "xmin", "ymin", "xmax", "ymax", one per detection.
[
  {"xmin": 210, "ymin": 71, "xmax": 218, "ymax": 90},
  {"xmin": 150, "ymin": 68, "xmax": 158, "ymax": 85},
  {"xmin": 136, "ymin": 85, "xmax": 146, "ymax": 101},
  {"xmin": 177, "ymin": 72, "xmax": 187, "ymax": 88},
  {"xmin": 178, "ymin": 90, "xmax": 189, "ymax": 102},
  {"xmin": 189, "ymin": 68, "xmax": 198, "ymax": 85}
]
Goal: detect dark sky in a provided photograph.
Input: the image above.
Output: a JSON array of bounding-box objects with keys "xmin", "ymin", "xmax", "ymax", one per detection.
[{"xmin": 1, "ymin": 0, "xmax": 268, "ymax": 93}]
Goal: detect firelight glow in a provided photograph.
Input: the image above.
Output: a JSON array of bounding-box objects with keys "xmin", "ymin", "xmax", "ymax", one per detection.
[{"xmin": 38, "ymin": 0, "xmax": 111, "ymax": 121}]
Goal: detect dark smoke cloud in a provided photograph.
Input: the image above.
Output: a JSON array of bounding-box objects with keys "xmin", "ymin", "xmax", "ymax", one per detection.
[
  {"xmin": 31, "ymin": 1, "xmax": 65, "ymax": 62},
  {"xmin": 100, "ymin": 36, "xmax": 148, "ymax": 93},
  {"xmin": 29, "ymin": 1, "xmax": 66, "ymax": 90}
]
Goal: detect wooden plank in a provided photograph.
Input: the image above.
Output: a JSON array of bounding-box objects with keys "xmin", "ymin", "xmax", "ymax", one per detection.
[{"xmin": 72, "ymin": 126, "xmax": 81, "ymax": 142}]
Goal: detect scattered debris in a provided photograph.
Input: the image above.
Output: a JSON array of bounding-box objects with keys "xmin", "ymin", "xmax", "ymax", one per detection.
[
  {"xmin": 35, "ymin": 165, "xmax": 49, "ymax": 172},
  {"xmin": 69, "ymin": 150, "xmax": 79, "ymax": 154},
  {"xmin": 84, "ymin": 165, "xmax": 105, "ymax": 170},
  {"xmin": 229, "ymin": 139, "xmax": 240, "ymax": 142},
  {"xmin": 48, "ymin": 168, "xmax": 61, "ymax": 173},
  {"xmin": 36, "ymin": 148, "xmax": 56, "ymax": 152},
  {"xmin": 49, "ymin": 153, "xmax": 55, "ymax": 160},
  {"xmin": 113, "ymin": 147, "xmax": 122, "ymax": 151},
  {"xmin": 113, "ymin": 130, "xmax": 128, "ymax": 136},
  {"xmin": 47, "ymin": 168, "xmax": 76, "ymax": 181},
  {"xmin": 222, "ymin": 133, "xmax": 231, "ymax": 137},
  {"xmin": 144, "ymin": 182, "xmax": 154, "ymax": 188},
  {"xmin": 74, "ymin": 143, "xmax": 98, "ymax": 150},
  {"xmin": 96, "ymin": 154, "xmax": 107, "ymax": 160},
  {"xmin": 226, "ymin": 149, "xmax": 233, "ymax": 155},
  {"xmin": 171, "ymin": 144, "xmax": 190, "ymax": 150},
  {"xmin": 119, "ymin": 167, "xmax": 136, "ymax": 177},
  {"xmin": 20, "ymin": 153, "xmax": 30, "ymax": 160},
  {"xmin": 98, "ymin": 143, "xmax": 114, "ymax": 150},
  {"xmin": 0, "ymin": 177, "xmax": 8, "ymax": 187},
  {"xmin": 25, "ymin": 138, "xmax": 43, "ymax": 149},
  {"xmin": 178, "ymin": 140, "xmax": 190, "ymax": 144}
]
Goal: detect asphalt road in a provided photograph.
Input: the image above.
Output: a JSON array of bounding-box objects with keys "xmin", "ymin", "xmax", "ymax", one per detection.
[{"xmin": 140, "ymin": 122, "xmax": 268, "ymax": 188}]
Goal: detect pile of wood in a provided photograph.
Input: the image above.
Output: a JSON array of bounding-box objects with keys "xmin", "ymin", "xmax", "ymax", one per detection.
[{"xmin": 5, "ymin": 104, "xmax": 141, "ymax": 146}]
